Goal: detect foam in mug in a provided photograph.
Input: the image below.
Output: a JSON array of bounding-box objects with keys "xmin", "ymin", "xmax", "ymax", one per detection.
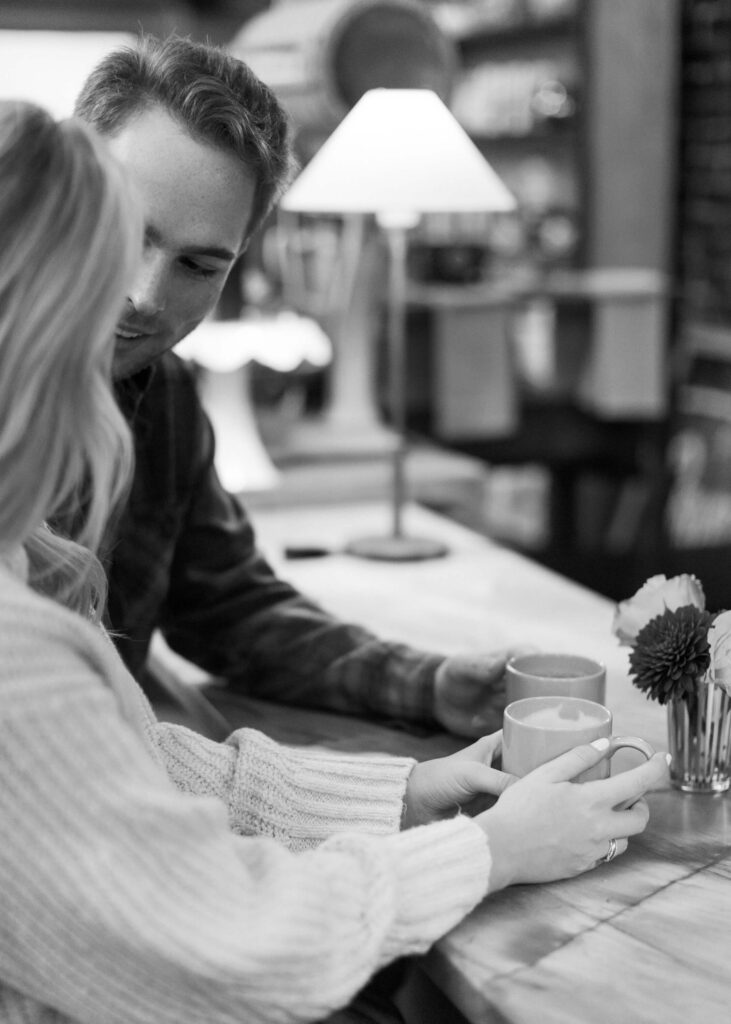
[
  {"xmin": 502, "ymin": 696, "xmax": 655, "ymax": 782},
  {"xmin": 519, "ymin": 703, "xmax": 606, "ymax": 731}
]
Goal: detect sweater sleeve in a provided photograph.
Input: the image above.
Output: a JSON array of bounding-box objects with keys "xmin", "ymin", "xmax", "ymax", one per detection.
[
  {"xmin": 89, "ymin": 616, "xmax": 418, "ymax": 848},
  {"xmin": 0, "ymin": 623, "xmax": 491, "ymax": 1024},
  {"xmin": 152, "ymin": 720, "xmax": 416, "ymax": 848}
]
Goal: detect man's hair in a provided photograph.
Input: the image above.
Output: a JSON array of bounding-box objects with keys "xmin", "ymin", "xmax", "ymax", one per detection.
[{"xmin": 75, "ymin": 33, "xmax": 296, "ymax": 242}]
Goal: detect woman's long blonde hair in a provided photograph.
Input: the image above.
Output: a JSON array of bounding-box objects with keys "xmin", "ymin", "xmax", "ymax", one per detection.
[{"xmin": 0, "ymin": 101, "xmax": 142, "ymax": 619}]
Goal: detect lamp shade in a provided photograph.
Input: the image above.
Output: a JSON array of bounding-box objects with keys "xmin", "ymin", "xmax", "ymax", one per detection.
[{"xmin": 280, "ymin": 88, "xmax": 516, "ymax": 223}]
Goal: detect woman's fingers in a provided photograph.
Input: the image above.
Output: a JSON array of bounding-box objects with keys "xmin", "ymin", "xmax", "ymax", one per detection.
[
  {"xmin": 456, "ymin": 762, "xmax": 516, "ymax": 798},
  {"xmin": 595, "ymin": 836, "xmax": 629, "ymax": 867},
  {"xmin": 608, "ymin": 796, "xmax": 651, "ymax": 837},
  {"xmin": 613, "ymin": 837, "xmax": 630, "ymax": 860},
  {"xmin": 593, "ymin": 796, "xmax": 652, "ymax": 867},
  {"xmin": 523, "ymin": 744, "xmax": 669, "ymax": 807},
  {"xmin": 528, "ymin": 738, "xmax": 613, "ymax": 783},
  {"xmin": 585, "ymin": 753, "xmax": 669, "ymax": 808},
  {"xmin": 449, "ymin": 731, "xmax": 503, "ymax": 765},
  {"xmin": 470, "ymin": 731, "xmax": 503, "ymax": 763}
]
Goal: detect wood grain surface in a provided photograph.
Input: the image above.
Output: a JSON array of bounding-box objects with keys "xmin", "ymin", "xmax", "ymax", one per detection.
[{"xmin": 238, "ymin": 501, "xmax": 730, "ymax": 1024}]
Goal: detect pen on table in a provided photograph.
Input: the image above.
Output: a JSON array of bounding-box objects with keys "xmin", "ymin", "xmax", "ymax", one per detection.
[{"xmin": 284, "ymin": 544, "xmax": 336, "ymax": 559}]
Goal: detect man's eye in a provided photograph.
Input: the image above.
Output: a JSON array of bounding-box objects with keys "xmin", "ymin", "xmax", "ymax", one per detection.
[{"xmin": 181, "ymin": 259, "xmax": 219, "ymax": 279}]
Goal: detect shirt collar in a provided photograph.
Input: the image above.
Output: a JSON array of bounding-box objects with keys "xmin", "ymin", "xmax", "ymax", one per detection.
[{"xmin": 114, "ymin": 363, "xmax": 157, "ymax": 423}]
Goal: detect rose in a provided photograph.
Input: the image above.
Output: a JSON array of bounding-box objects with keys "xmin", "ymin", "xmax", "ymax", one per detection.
[
  {"xmin": 612, "ymin": 574, "xmax": 706, "ymax": 646},
  {"xmin": 708, "ymin": 609, "xmax": 731, "ymax": 695}
]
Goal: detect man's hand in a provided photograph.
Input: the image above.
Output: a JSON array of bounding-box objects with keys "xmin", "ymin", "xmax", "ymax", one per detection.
[
  {"xmin": 433, "ymin": 650, "xmax": 532, "ymax": 738},
  {"xmin": 402, "ymin": 733, "xmax": 515, "ymax": 828}
]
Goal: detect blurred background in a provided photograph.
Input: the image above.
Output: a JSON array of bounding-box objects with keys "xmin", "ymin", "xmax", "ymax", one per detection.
[{"xmin": 2, "ymin": 0, "xmax": 730, "ymax": 605}]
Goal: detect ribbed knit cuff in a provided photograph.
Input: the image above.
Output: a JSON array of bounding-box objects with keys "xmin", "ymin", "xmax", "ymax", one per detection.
[
  {"xmin": 382, "ymin": 815, "xmax": 490, "ymax": 958},
  {"xmin": 324, "ymin": 813, "xmax": 490, "ymax": 965},
  {"xmin": 230, "ymin": 728, "xmax": 415, "ymax": 849}
]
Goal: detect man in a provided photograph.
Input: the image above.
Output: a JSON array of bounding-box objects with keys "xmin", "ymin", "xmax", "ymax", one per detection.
[{"xmin": 75, "ymin": 33, "xmax": 515, "ymax": 742}]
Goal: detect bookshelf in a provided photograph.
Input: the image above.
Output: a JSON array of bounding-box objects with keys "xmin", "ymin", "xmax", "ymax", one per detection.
[{"xmin": 401, "ymin": 0, "xmax": 681, "ymax": 586}]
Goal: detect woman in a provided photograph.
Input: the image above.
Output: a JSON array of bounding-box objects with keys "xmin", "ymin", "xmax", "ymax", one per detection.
[{"xmin": 0, "ymin": 100, "xmax": 668, "ymax": 1024}]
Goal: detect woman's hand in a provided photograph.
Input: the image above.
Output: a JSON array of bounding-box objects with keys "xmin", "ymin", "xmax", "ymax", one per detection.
[
  {"xmin": 402, "ymin": 732, "xmax": 515, "ymax": 829},
  {"xmin": 477, "ymin": 740, "xmax": 670, "ymax": 891}
]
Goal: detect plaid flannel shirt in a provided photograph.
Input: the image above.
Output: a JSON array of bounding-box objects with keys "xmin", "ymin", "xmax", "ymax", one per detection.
[{"xmin": 107, "ymin": 352, "xmax": 441, "ymax": 725}]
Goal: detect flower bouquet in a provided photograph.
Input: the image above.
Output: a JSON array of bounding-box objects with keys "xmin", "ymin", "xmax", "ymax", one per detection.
[{"xmin": 612, "ymin": 574, "xmax": 731, "ymax": 792}]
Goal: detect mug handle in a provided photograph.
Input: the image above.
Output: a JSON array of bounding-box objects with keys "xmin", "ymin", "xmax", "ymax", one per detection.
[
  {"xmin": 608, "ymin": 735, "xmax": 656, "ymax": 809},
  {"xmin": 609, "ymin": 735, "xmax": 655, "ymax": 761}
]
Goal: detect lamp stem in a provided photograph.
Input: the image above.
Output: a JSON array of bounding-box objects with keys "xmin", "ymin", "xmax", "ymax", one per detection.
[
  {"xmin": 343, "ymin": 218, "xmax": 447, "ymax": 561},
  {"xmin": 385, "ymin": 224, "xmax": 408, "ymax": 539}
]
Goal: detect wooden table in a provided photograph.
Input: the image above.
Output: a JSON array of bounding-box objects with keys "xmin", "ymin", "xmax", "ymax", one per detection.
[{"xmin": 240, "ymin": 501, "xmax": 731, "ymax": 1024}]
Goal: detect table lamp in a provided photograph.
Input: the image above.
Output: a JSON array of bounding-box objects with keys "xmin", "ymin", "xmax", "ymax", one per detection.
[{"xmin": 280, "ymin": 88, "xmax": 516, "ymax": 560}]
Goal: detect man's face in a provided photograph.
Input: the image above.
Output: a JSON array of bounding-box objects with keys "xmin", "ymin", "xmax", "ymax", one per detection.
[{"xmin": 106, "ymin": 105, "xmax": 256, "ymax": 379}]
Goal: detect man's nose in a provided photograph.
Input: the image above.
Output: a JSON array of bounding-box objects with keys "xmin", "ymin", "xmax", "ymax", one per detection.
[{"xmin": 129, "ymin": 250, "xmax": 168, "ymax": 317}]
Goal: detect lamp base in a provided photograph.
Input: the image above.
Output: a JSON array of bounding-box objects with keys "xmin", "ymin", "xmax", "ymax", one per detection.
[{"xmin": 345, "ymin": 534, "xmax": 448, "ymax": 562}]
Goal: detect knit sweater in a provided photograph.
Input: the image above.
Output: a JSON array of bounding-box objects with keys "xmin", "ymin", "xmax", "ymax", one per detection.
[{"xmin": 0, "ymin": 560, "xmax": 491, "ymax": 1024}]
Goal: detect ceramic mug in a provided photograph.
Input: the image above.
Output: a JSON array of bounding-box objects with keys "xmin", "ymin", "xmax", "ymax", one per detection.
[
  {"xmin": 505, "ymin": 652, "xmax": 607, "ymax": 707},
  {"xmin": 502, "ymin": 696, "xmax": 654, "ymax": 782}
]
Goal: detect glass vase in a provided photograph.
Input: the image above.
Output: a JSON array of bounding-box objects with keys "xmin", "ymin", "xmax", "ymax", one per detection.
[{"xmin": 667, "ymin": 675, "xmax": 731, "ymax": 793}]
